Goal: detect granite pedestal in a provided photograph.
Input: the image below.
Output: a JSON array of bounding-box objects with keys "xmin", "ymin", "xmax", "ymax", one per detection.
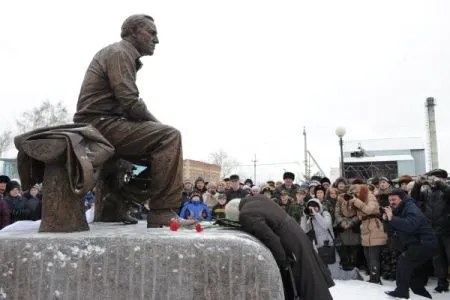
[{"xmin": 0, "ymin": 222, "xmax": 284, "ymax": 300}]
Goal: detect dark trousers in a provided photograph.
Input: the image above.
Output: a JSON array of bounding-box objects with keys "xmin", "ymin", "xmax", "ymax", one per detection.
[
  {"xmin": 91, "ymin": 118, "xmax": 183, "ymax": 210},
  {"xmin": 364, "ymin": 246, "xmax": 382, "ymax": 282},
  {"xmin": 433, "ymin": 235, "xmax": 450, "ymax": 289},
  {"xmin": 395, "ymin": 244, "xmax": 435, "ymax": 298},
  {"xmin": 339, "ymin": 245, "xmax": 359, "ymax": 270}
]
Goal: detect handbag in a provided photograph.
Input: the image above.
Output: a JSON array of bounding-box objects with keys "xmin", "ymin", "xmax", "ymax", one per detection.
[{"xmin": 310, "ymin": 220, "xmax": 337, "ymax": 265}]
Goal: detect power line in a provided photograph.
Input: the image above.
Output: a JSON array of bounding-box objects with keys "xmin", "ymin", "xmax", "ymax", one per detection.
[{"xmin": 229, "ymin": 161, "xmax": 301, "ymax": 167}]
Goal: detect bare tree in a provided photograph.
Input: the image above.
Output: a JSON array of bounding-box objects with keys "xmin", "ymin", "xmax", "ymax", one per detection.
[
  {"xmin": 208, "ymin": 149, "xmax": 239, "ymax": 177},
  {"xmin": 0, "ymin": 129, "xmax": 13, "ymax": 157},
  {"xmin": 16, "ymin": 100, "xmax": 71, "ymax": 134}
]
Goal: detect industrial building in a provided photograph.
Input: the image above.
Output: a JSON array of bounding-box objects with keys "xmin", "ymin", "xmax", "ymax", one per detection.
[{"xmin": 342, "ymin": 137, "xmax": 426, "ymax": 180}]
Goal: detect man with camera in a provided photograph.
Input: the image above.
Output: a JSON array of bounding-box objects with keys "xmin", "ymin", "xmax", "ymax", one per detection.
[
  {"xmin": 411, "ymin": 168, "xmax": 450, "ymax": 293},
  {"xmin": 382, "ymin": 188, "xmax": 437, "ymax": 299}
]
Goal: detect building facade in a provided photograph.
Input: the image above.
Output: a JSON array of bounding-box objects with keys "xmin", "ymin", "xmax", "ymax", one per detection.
[
  {"xmin": 342, "ymin": 137, "xmax": 426, "ymax": 180},
  {"xmin": 183, "ymin": 159, "xmax": 221, "ymax": 183}
]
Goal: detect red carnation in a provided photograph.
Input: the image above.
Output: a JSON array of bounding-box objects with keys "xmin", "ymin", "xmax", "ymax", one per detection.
[
  {"xmin": 195, "ymin": 223, "xmax": 203, "ymax": 233},
  {"xmin": 169, "ymin": 219, "xmax": 180, "ymax": 231}
]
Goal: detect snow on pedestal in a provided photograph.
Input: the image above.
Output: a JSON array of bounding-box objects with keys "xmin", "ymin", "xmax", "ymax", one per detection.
[{"xmin": 0, "ymin": 222, "xmax": 284, "ymax": 300}]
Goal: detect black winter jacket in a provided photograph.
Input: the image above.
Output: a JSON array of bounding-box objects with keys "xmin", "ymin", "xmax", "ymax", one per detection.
[{"xmin": 385, "ymin": 197, "xmax": 438, "ymax": 252}]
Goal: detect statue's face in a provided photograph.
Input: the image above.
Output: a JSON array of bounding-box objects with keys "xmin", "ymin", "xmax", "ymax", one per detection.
[{"xmin": 135, "ymin": 20, "xmax": 159, "ymax": 56}]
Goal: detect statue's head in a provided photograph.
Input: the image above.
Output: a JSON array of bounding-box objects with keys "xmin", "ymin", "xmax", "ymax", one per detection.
[{"xmin": 121, "ymin": 14, "xmax": 158, "ymax": 56}]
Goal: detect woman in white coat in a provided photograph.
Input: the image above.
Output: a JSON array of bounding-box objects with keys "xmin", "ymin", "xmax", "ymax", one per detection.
[{"xmin": 301, "ymin": 198, "xmax": 361, "ymax": 280}]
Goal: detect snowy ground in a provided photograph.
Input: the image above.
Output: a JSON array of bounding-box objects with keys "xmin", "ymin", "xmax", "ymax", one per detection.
[{"xmin": 331, "ymin": 276, "xmax": 448, "ymax": 300}]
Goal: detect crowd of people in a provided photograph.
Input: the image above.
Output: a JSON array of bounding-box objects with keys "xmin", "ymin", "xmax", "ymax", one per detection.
[
  {"xmin": 180, "ymin": 170, "xmax": 450, "ymax": 299},
  {"xmin": 1, "ymin": 168, "xmax": 449, "ymax": 299}
]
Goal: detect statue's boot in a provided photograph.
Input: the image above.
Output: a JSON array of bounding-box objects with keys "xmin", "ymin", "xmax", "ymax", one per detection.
[
  {"xmin": 103, "ymin": 192, "xmax": 139, "ymax": 225},
  {"xmin": 147, "ymin": 209, "xmax": 179, "ymax": 228}
]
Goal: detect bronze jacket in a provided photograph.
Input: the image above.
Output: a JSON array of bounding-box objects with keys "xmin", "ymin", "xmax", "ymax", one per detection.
[{"xmin": 74, "ymin": 40, "xmax": 156, "ymax": 123}]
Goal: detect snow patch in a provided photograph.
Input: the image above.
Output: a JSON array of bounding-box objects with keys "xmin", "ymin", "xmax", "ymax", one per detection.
[{"xmin": 134, "ymin": 246, "xmax": 141, "ymax": 252}]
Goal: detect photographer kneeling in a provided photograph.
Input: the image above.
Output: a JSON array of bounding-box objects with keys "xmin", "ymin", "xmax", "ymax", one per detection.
[{"xmin": 383, "ymin": 189, "xmax": 438, "ymax": 299}]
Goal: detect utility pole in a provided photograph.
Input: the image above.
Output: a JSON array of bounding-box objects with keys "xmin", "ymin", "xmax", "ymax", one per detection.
[
  {"xmin": 303, "ymin": 127, "xmax": 309, "ymax": 179},
  {"xmin": 251, "ymin": 154, "xmax": 258, "ymax": 183}
]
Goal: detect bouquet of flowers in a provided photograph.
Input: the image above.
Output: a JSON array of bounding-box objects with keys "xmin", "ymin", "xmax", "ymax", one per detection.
[{"xmin": 169, "ymin": 218, "xmax": 217, "ymax": 232}]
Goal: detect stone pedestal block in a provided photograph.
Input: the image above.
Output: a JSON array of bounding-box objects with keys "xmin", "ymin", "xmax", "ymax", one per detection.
[{"xmin": 0, "ymin": 223, "xmax": 284, "ymax": 300}]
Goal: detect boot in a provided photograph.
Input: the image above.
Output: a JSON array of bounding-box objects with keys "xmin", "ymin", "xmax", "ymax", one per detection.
[
  {"xmin": 367, "ymin": 266, "xmax": 382, "ymax": 284},
  {"xmin": 385, "ymin": 290, "xmax": 409, "ymax": 299},
  {"xmin": 434, "ymin": 286, "xmax": 449, "ymax": 293},
  {"xmin": 147, "ymin": 209, "xmax": 179, "ymax": 228}
]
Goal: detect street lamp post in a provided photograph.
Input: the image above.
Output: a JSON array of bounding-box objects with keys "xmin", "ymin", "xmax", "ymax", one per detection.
[{"xmin": 335, "ymin": 126, "xmax": 346, "ymax": 178}]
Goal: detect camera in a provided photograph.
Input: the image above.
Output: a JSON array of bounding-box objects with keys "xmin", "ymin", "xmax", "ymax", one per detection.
[{"xmin": 343, "ymin": 193, "xmax": 354, "ymax": 201}]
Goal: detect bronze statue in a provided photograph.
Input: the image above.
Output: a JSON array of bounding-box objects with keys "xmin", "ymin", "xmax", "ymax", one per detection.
[{"xmin": 74, "ymin": 14, "xmax": 183, "ymax": 228}]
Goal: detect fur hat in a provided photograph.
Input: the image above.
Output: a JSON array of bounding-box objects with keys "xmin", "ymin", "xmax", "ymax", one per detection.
[
  {"xmin": 320, "ymin": 177, "xmax": 331, "ymax": 185},
  {"xmin": 425, "ymin": 169, "xmax": 448, "ymax": 179},
  {"xmin": 398, "ymin": 175, "xmax": 413, "ymax": 185},
  {"xmin": 229, "ymin": 174, "xmax": 240, "ymax": 181},
  {"xmin": 378, "ymin": 177, "xmax": 391, "ymax": 184},
  {"xmin": 388, "ymin": 188, "xmax": 407, "ymax": 200},
  {"xmin": 217, "ymin": 193, "xmax": 227, "ymax": 200},
  {"xmin": 189, "ymin": 191, "xmax": 202, "ymax": 200},
  {"xmin": 244, "ymin": 179, "xmax": 254, "ymax": 186},
  {"xmin": 314, "ymin": 185, "xmax": 326, "ymax": 196},
  {"xmin": 367, "ymin": 177, "xmax": 379, "ymax": 186},
  {"xmin": 283, "ymin": 172, "xmax": 295, "ymax": 180},
  {"xmin": 0, "ymin": 175, "xmax": 10, "ymax": 184},
  {"xmin": 5, "ymin": 180, "xmax": 21, "ymax": 194},
  {"xmin": 310, "ymin": 175, "xmax": 323, "ymax": 182},
  {"xmin": 334, "ymin": 177, "xmax": 348, "ymax": 186},
  {"xmin": 225, "ymin": 198, "xmax": 241, "ymax": 221}
]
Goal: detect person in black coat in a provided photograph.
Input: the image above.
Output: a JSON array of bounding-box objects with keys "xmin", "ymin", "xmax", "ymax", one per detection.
[
  {"xmin": 226, "ymin": 195, "xmax": 334, "ymax": 300},
  {"xmin": 383, "ymin": 189, "xmax": 438, "ymax": 299}
]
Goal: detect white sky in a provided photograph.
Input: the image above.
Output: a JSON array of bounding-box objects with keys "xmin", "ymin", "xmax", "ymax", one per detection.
[{"xmin": 1, "ymin": 0, "xmax": 449, "ymax": 182}]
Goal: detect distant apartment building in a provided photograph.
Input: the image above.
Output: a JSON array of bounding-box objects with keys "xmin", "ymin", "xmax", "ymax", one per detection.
[{"xmin": 183, "ymin": 159, "xmax": 221, "ymax": 183}]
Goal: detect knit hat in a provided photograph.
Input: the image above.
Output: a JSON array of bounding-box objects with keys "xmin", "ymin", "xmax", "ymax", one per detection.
[{"xmin": 195, "ymin": 177, "xmax": 205, "ymax": 184}]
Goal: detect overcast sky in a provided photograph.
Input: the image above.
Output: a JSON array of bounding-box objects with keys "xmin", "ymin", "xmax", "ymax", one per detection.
[{"xmin": 1, "ymin": 0, "xmax": 449, "ymax": 183}]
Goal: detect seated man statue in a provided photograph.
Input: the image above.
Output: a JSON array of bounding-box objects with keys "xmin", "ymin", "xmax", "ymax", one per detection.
[{"xmin": 73, "ymin": 14, "xmax": 183, "ymax": 228}]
